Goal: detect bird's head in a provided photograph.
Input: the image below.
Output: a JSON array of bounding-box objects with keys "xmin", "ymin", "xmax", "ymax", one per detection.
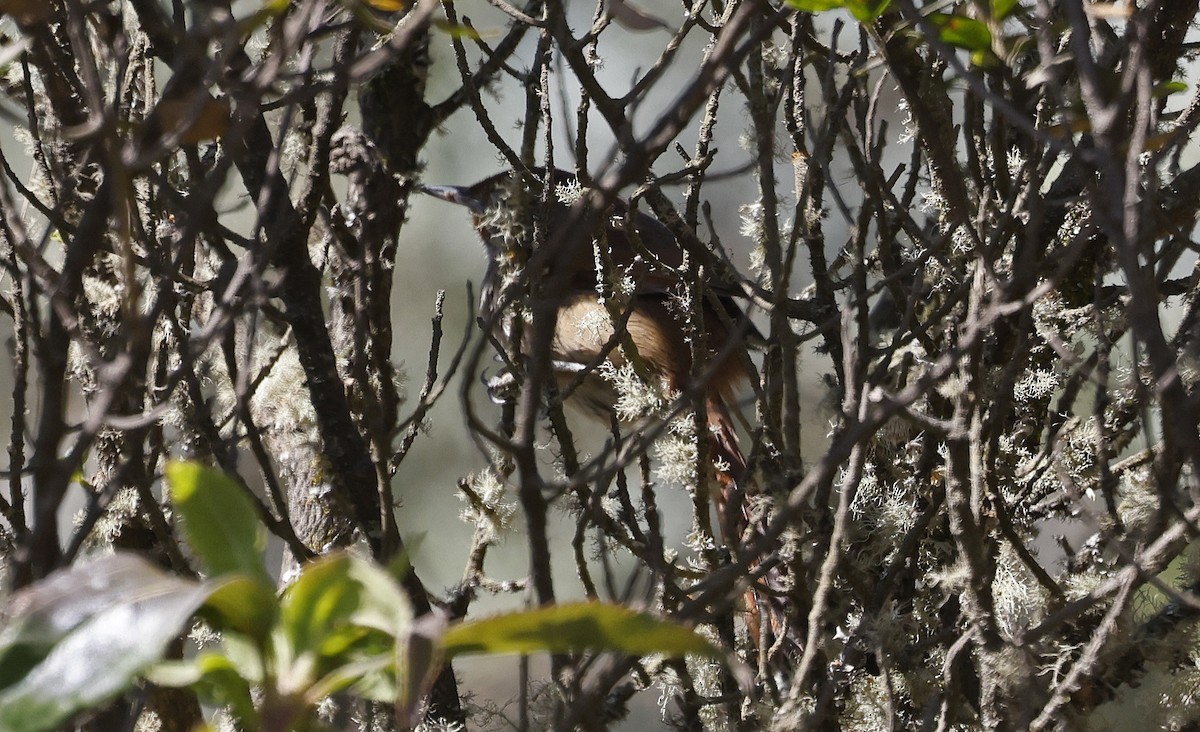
[{"xmin": 420, "ymin": 168, "xmax": 586, "ymax": 248}]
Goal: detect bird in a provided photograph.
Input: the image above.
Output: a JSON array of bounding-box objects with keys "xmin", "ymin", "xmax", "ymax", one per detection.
[
  {"xmin": 423, "ymin": 169, "xmax": 754, "ymax": 505},
  {"xmin": 422, "ymin": 168, "xmax": 784, "ymax": 645}
]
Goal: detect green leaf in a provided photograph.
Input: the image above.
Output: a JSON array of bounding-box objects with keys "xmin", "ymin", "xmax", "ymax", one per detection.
[
  {"xmin": 431, "ymin": 19, "xmax": 483, "ymax": 39},
  {"xmin": 969, "ymin": 49, "xmax": 997, "ymax": 68},
  {"xmin": 844, "ymin": 0, "xmax": 890, "ymax": 21},
  {"xmin": 148, "ymin": 653, "xmax": 259, "ymax": 731},
  {"xmin": 1155, "ymin": 80, "xmax": 1188, "ymax": 98},
  {"xmin": 443, "ymin": 603, "xmax": 720, "ymax": 660},
  {"xmin": 343, "ymin": 555, "xmax": 414, "ymax": 637},
  {"xmin": 785, "ymin": 0, "xmax": 891, "ymax": 21},
  {"xmin": 278, "ymin": 553, "xmax": 413, "ymax": 661},
  {"xmin": 166, "ymin": 461, "xmax": 269, "ymax": 584},
  {"xmin": 186, "ymin": 654, "xmax": 259, "ymax": 725},
  {"xmin": 217, "ymin": 631, "xmax": 267, "ymax": 684},
  {"xmin": 784, "ymin": 0, "xmax": 844, "ymax": 11},
  {"xmin": 271, "ymin": 553, "xmax": 416, "ymax": 713},
  {"xmin": 203, "ymin": 575, "xmax": 279, "ymax": 643},
  {"xmin": 306, "ymin": 654, "xmax": 395, "ymax": 703},
  {"xmin": 0, "ymin": 555, "xmax": 212, "ymax": 732},
  {"xmin": 930, "ymin": 13, "xmax": 992, "ymax": 52},
  {"xmin": 990, "ymin": 0, "xmax": 1018, "ymax": 19},
  {"xmin": 279, "ymin": 554, "xmax": 359, "ymax": 660}
]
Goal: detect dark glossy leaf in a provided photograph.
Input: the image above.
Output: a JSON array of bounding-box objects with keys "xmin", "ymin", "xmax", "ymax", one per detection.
[
  {"xmin": 166, "ymin": 461, "xmax": 270, "ymax": 584},
  {"xmin": 0, "ymin": 554, "xmax": 194, "ymax": 689},
  {"xmin": 443, "ymin": 603, "xmax": 719, "ymax": 659},
  {"xmin": 0, "ymin": 555, "xmax": 211, "ymax": 732}
]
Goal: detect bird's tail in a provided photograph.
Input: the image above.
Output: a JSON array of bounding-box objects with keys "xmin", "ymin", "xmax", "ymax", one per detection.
[{"xmin": 706, "ymin": 397, "xmax": 796, "ymax": 664}]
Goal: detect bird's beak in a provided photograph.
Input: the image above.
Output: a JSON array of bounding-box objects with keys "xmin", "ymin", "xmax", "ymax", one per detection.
[{"xmin": 418, "ymin": 184, "xmax": 487, "ymax": 214}]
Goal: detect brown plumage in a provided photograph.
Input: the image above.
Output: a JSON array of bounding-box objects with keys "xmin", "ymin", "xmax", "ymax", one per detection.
[{"xmin": 424, "ymin": 168, "xmax": 776, "ymax": 639}]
